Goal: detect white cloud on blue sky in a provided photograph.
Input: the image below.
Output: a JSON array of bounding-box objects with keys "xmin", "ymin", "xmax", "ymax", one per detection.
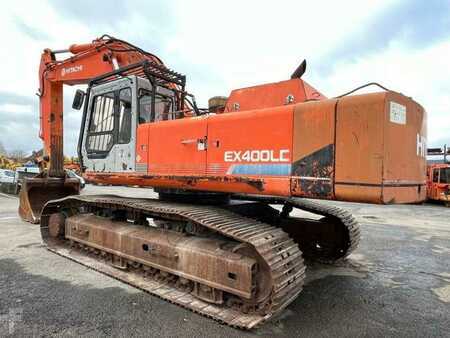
[{"xmin": 0, "ymin": 0, "xmax": 449, "ymax": 156}]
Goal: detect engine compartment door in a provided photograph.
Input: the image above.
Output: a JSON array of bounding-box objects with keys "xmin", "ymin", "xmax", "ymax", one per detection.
[{"xmin": 147, "ymin": 116, "xmax": 208, "ymax": 176}]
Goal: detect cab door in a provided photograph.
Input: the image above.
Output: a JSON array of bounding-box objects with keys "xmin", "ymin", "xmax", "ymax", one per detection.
[{"xmin": 114, "ymin": 87, "xmax": 136, "ymax": 172}]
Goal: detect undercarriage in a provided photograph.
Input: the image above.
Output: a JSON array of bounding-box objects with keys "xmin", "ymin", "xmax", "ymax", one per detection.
[{"xmin": 39, "ymin": 195, "xmax": 360, "ymax": 329}]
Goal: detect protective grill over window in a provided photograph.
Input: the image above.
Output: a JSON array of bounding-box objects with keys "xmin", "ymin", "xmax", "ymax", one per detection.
[{"xmin": 87, "ymin": 92, "xmax": 115, "ymax": 152}]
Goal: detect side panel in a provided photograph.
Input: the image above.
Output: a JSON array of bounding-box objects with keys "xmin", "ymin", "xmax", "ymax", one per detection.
[
  {"xmin": 334, "ymin": 93, "xmax": 385, "ymax": 203},
  {"xmin": 291, "ymin": 99, "xmax": 336, "ymax": 198},
  {"xmin": 334, "ymin": 92, "xmax": 426, "ymax": 204},
  {"xmin": 382, "ymin": 91, "xmax": 427, "ymax": 203},
  {"xmin": 135, "ymin": 124, "xmax": 150, "ymax": 173},
  {"xmin": 207, "ymin": 106, "xmax": 293, "ymax": 196},
  {"xmin": 224, "ymin": 79, "xmax": 307, "ymax": 112},
  {"xmin": 147, "ymin": 116, "xmax": 208, "ymax": 175}
]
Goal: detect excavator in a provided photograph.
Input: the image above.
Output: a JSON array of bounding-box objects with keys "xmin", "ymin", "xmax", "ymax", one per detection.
[{"xmin": 19, "ymin": 35, "xmax": 427, "ymax": 328}]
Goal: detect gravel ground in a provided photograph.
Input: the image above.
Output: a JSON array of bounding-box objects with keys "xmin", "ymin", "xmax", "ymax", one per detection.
[{"xmin": 0, "ymin": 186, "xmax": 449, "ymax": 337}]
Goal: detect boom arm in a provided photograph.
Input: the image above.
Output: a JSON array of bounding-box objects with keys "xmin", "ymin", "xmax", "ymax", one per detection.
[{"xmin": 38, "ymin": 35, "xmax": 163, "ymax": 177}]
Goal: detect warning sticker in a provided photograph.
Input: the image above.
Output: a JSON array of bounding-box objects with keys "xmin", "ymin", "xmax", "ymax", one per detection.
[{"xmin": 390, "ymin": 101, "xmax": 406, "ymax": 125}]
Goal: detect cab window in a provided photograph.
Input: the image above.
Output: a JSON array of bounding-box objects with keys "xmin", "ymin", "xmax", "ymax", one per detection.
[
  {"xmin": 154, "ymin": 95, "xmax": 173, "ymax": 122},
  {"xmin": 86, "ymin": 87, "xmax": 132, "ymax": 155},
  {"xmin": 87, "ymin": 92, "xmax": 115, "ymax": 152},
  {"xmin": 118, "ymin": 88, "xmax": 132, "ymax": 144},
  {"xmin": 440, "ymin": 168, "xmax": 450, "ymax": 183},
  {"xmin": 432, "ymin": 169, "xmax": 439, "ymax": 183},
  {"xmin": 138, "ymin": 89, "xmax": 174, "ymax": 124},
  {"xmin": 139, "ymin": 91, "xmax": 152, "ymax": 124}
]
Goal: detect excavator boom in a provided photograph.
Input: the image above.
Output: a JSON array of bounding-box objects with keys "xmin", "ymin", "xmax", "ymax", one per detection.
[{"xmin": 20, "ymin": 36, "xmax": 165, "ymax": 223}]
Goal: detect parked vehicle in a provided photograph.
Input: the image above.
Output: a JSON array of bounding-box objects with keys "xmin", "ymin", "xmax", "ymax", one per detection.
[
  {"xmin": 7, "ymin": 167, "xmax": 84, "ymax": 195},
  {"xmin": 0, "ymin": 169, "xmax": 16, "ymax": 194},
  {"xmin": 14, "ymin": 166, "xmax": 40, "ymax": 194},
  {"xmin": 427, "ymin": 146, "xmax": 450, "ymax": 206},
  {"xmin": 0, "ymin": 169, "xmax": 15, "ymax": 184},
  {"xmin": 427, "ymin": 164, "xmax": 450, "ymax": 206}
]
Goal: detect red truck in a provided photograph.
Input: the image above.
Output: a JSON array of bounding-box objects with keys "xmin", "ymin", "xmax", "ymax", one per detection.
[{"xmin": 427, "ymin": 146, "xmax": 450, "ymax": 206}]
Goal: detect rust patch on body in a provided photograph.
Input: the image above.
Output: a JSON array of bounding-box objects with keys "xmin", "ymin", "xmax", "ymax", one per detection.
[{"xmin": 291, "ymin": 144, "xmax": 334, "ymax": 198}]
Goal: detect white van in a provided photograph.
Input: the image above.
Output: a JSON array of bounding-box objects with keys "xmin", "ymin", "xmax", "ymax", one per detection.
[
  {"xmin": 0, "ymin": 169, "xmax": 15, "ymax": 184},
  {"xmin": 14, "ymin": 166, "xmax": 40, "ymax": 194}
]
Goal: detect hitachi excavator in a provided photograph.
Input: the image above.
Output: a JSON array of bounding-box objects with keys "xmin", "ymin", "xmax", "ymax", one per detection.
[{"xmin": 19, "ymin": 35, "xmax": 427, "ymax": 328}]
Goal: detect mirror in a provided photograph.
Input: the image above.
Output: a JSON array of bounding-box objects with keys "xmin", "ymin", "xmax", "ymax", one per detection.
[{"xmin": 72, "ymin": 89, "xmax": 85, "ymax": 110}]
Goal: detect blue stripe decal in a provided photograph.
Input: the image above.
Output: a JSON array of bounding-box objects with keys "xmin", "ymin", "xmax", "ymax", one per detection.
[{"xmin": 230, "ymin": 164, "xmax": 291, "ymax": 176}]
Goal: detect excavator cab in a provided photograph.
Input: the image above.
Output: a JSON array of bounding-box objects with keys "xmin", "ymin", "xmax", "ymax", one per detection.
[
  {"xmin": 19, "ymin": 60, "xmax": 187, "ymax": 223},
  {"xmin": 77, "ymin": 75, "xmax": 173, "ymax": 173},
  {"xmin": 77, "ymin": 62, "xmax": 183, "ymax": 175}
]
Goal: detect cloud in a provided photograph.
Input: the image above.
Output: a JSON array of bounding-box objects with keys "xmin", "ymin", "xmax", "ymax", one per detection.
[
  {"xmin": 317, "ymin": 0, "xmax": 450, "ymax": 75},
  {"xmin": 0, "ymin": 0, "xmax": 449, "ymax": 157},
  {"xmin": 0, "ymin": 91, "xmax": 35, "ymax": 106},
  {"xmin": 0, "ymin": 120, "xmax": 40, "ymax": 154},
  {"xmin": 14, "ymin": 18, "xmax": 50, "ymax": 41},
  {"xmin": 0, "ymin": 104, "xmax": 32, "ymax": 114},
  {"xmin": 47, "ymin": 0, "xmax": 131, "ymax": 28},
  {"xmin": 313, "ymin": 40, "xmax": 450, "ymax": 149},
  {"xmin": 46, "ymin": 0, "xmax": 176, "ymax": 52},
  {"xmin": 162, "ymin": 0, "xmax": 395, "ymax": 105},
  {"xmin": 0, "ymin": 91, "xmax": 39, "ymax": 153}
]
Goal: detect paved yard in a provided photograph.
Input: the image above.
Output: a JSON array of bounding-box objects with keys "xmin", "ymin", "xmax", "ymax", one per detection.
[{"xmin": 0, "ymin": 186, "xmax": 449, "ymax": 337}]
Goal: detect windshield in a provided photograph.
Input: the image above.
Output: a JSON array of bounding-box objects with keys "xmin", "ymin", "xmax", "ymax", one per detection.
[
  {"xmin": 440, "ymin": 167, "xmax": 450, "ymax": 184},
  {"xmin": 18, "ymin": 172, "xmax": 38, "ymax": 179},
  {"xmin": 4, "ymin": 171, "xmax": 14, "ymax": 177}
]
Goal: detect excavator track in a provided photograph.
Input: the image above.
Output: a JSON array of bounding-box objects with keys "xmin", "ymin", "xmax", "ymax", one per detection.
[
  {"xmin": 284, "ymin": 198, "xmax": 361, "ymax": 263},
  {"xmin": 230, "ymin": 196, "xmax": 361, "ymax": 264},
  {"xmin": 38, "ymin": 195, "xmax": 360, "ymax": 329},
  {"xmin": 39, "ymin": 195, "xmax": 305, "ymax": 329}
]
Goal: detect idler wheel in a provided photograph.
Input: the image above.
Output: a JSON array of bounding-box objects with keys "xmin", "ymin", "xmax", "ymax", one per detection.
[{"xmin": 48, "ymin": 213, "xmax": 66, "ymax": 238}]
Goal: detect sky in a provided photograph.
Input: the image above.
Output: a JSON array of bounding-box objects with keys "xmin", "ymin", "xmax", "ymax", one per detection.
[{"xmin": 0, "ymin": 0, "xmax": 449, "ymax": 156}]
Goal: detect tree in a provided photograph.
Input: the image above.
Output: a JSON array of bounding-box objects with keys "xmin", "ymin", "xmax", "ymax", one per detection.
[{"xmin": 8, "ymin": 149, "xmax": 27, "ymax": 161}]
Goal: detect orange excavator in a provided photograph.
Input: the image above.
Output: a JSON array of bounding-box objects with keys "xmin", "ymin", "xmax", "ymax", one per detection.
[{"xmin": 19, "ymin": 35, "xmax": 427, "ymax": 328}]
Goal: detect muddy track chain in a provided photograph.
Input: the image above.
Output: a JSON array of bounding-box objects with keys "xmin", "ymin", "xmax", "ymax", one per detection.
[
  {"xmin": 286, "ymin": 197, "xmax": 361, "ymax": 263},
  {"xmin": 40, "ymin": 195, "xmax": 305, "ymax": 329}
]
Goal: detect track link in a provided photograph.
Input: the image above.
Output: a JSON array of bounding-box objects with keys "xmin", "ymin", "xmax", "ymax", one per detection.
[{"xmin": 40, "ymin": 195, "xmax": 305, "ymax": 329}]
